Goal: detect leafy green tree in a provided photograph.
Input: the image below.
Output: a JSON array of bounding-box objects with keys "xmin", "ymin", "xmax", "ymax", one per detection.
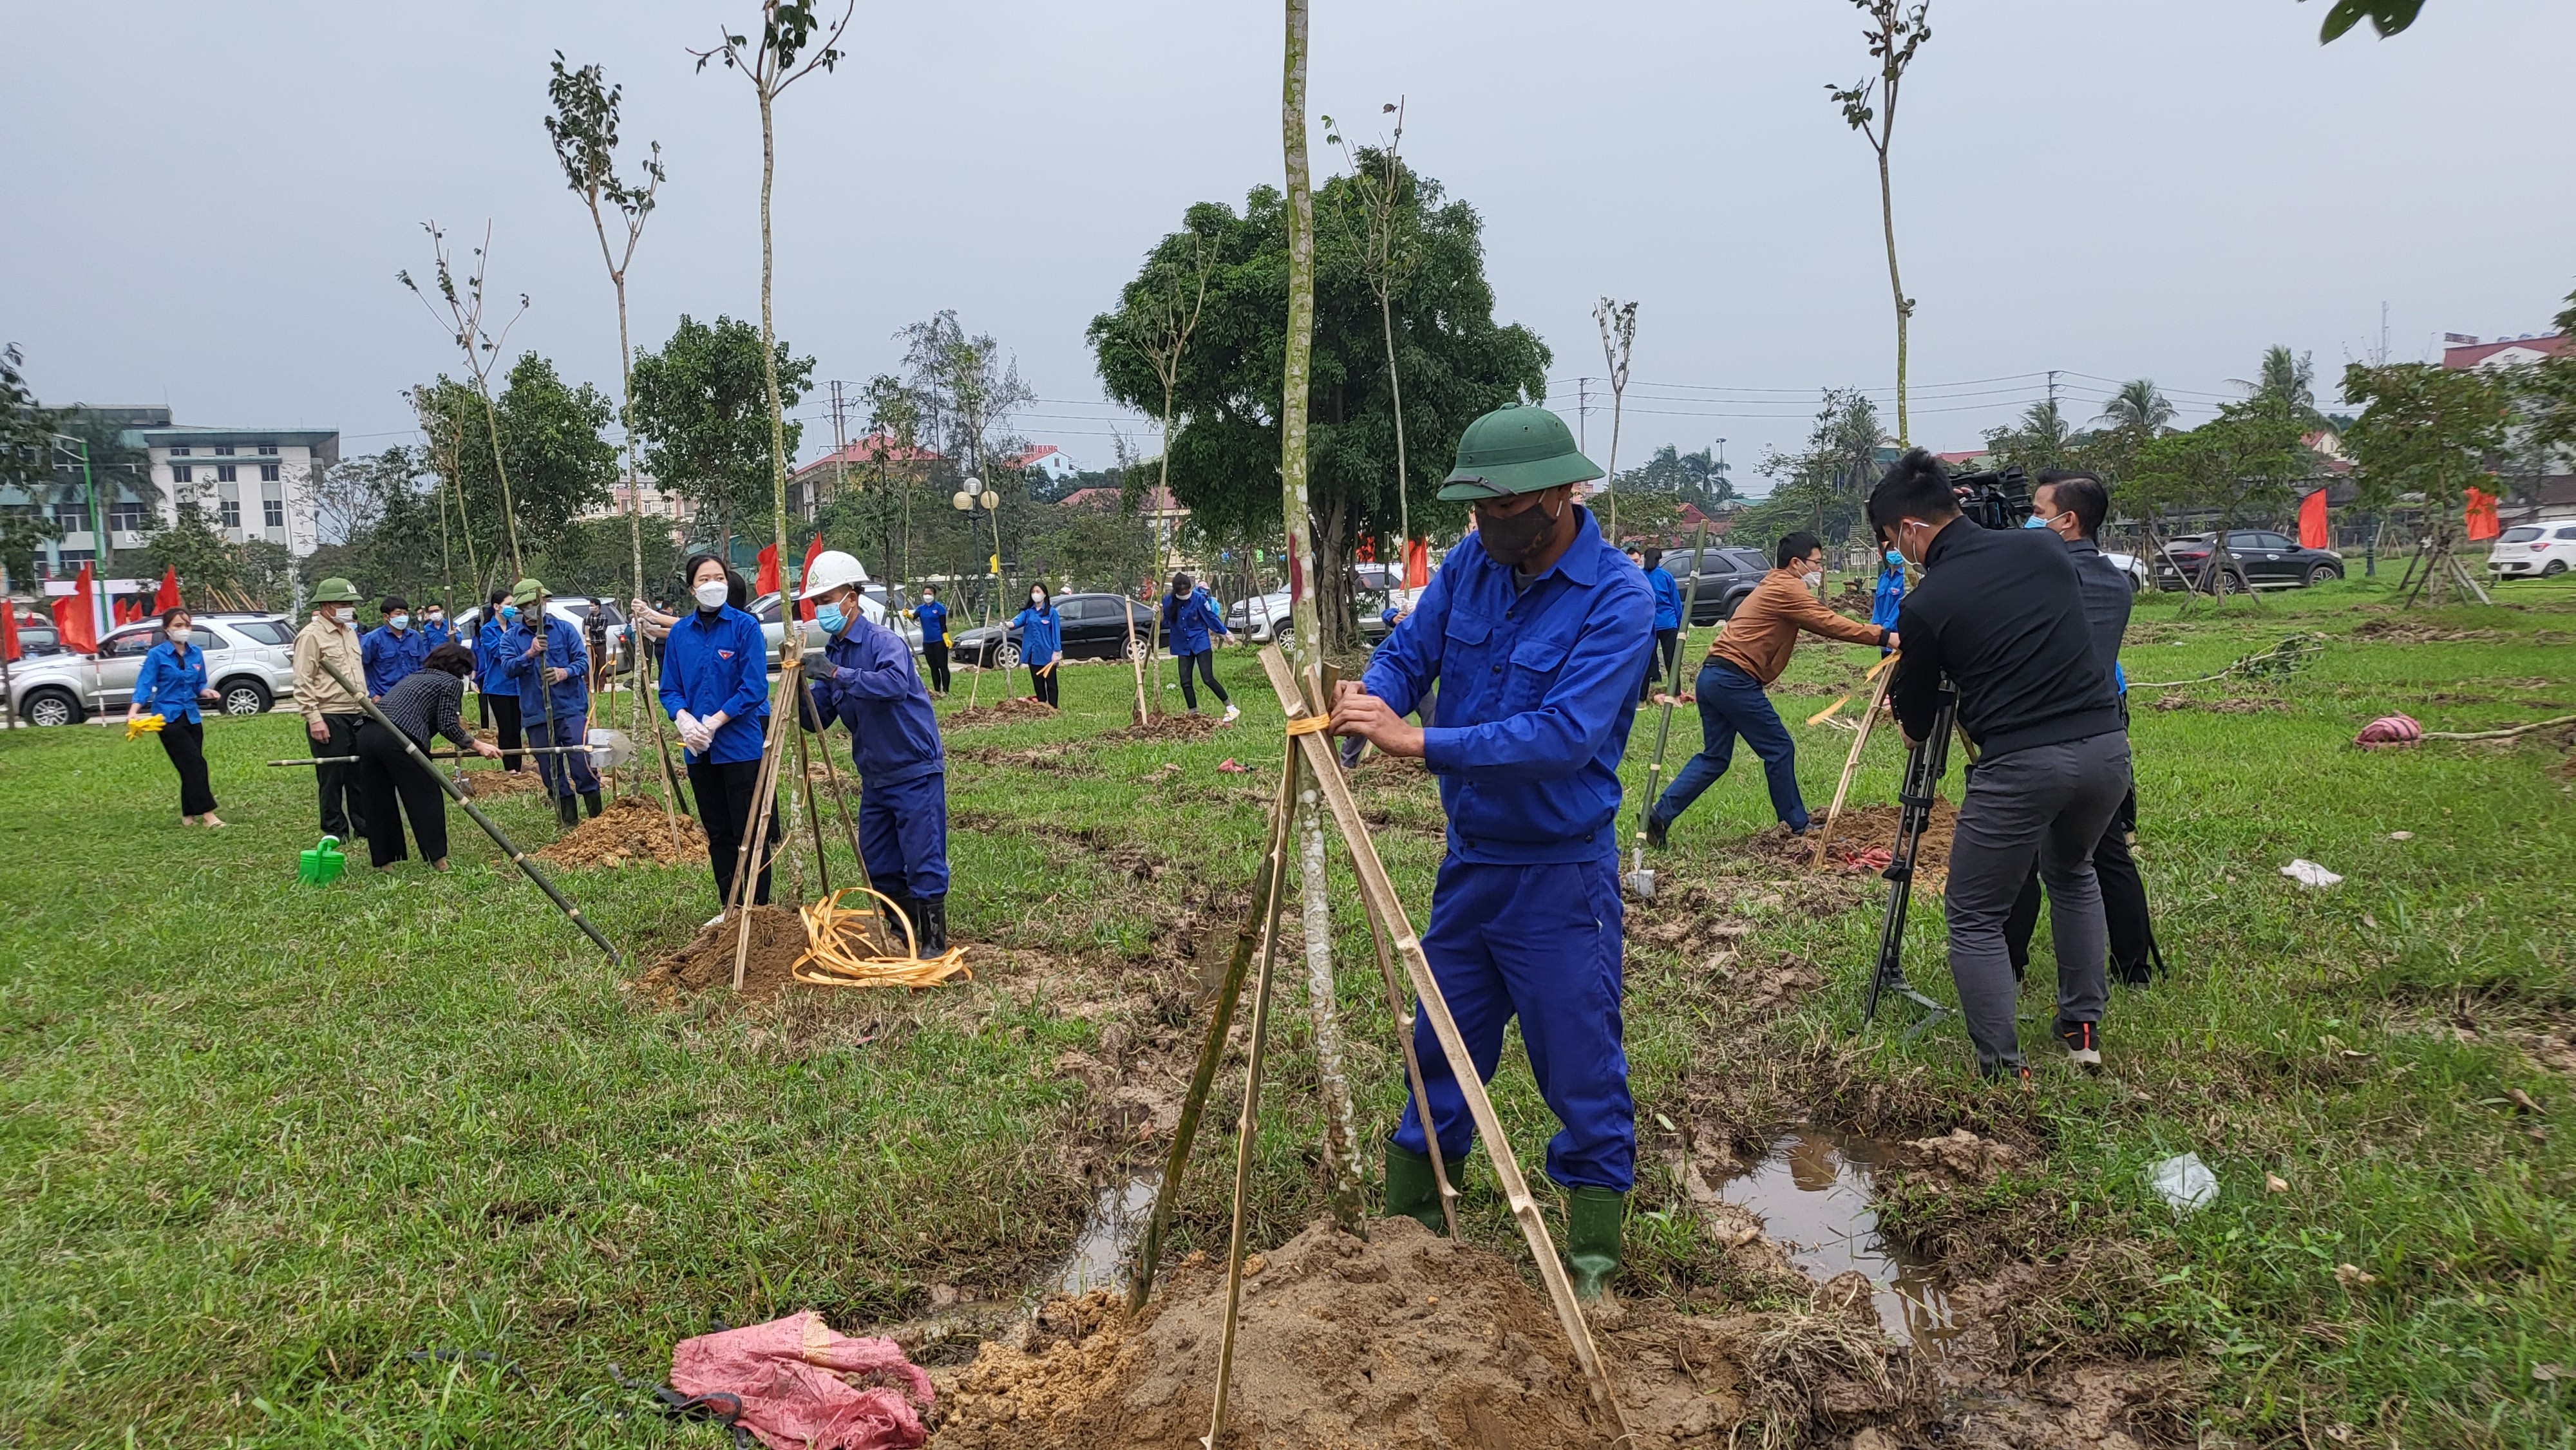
[
  {"xmin": 2234, "ymin": 345, "xmax": 2327, "ymax": 431},
  {"xmin": 627, "ymin": 315, "xmax": 811, "ymax": 554},
  {"xmin": 2511, "ymin": 288, "xmax": 2576, "ymax": 484},
  {"xmin": 0, "ymin": 344, "xmax": 64, "ymax": 582},
  {"xmin": 2119, "ymin": 396, "xmax": 2316, "ymax": 591},
  {"xmin": 1741, "ymin": 388, "xmax": 1886, "ymax": 554},
  {"xmin": 1614, "ymin": 444, "xmax": 1735, "ymax": 505},
  {"xmin": 1089, "ymin": 166, "xmax": 1548, "ymax": 647},
  {"xmin": 413, "ymin": 355, "xmax": 618, "ymax": 581},
  {"xmin": 2095, "ymin": 379, "xmax": 2175, "ymax": 435},
  {"xmin": 1984, "ymin": 397, "xmax": 2085, "ymax": 476},
  {"xmin": 2339, "ymin": 361, "xmax": 2509, "ymax": 520}
]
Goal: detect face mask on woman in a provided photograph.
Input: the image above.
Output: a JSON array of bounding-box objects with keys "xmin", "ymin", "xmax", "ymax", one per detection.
[
  {"xmin": 1884, "ymin": 550, "xmax": 1904, "ymax": 570},
  {"xmin": 499, "ymin": 604, "xmax": 520, "ymax": 623},
  {"xmin": 1029, "ymin": 592, "xmax": 1046, "ymax": 610},
  {"xmin": 920, "ymin": 592, "xmax": 934, "ymax": 605},
  {"xmin": 169, "ymin": 627, "xmax": 193, "ymax": 647},
  {"xmin": 693, "ymin": 579, "xmax": 729, "ymax": 611}
]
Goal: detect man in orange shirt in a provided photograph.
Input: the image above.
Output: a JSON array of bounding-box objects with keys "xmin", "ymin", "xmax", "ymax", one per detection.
[{"xmin": 1642, "ymin": 531, "xmax": 1893, "ymax": 845}]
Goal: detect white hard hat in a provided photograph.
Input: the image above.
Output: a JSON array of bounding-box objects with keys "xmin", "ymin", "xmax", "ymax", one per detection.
[{"xmin": 797, "ymin": 549, "xmax": 869, "ymax": 599}]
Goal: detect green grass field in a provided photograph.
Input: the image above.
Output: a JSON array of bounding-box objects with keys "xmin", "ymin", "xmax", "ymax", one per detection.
[{"xmin": 4, "ymin": 572, "xmax": 2572, "ymax": 1447}]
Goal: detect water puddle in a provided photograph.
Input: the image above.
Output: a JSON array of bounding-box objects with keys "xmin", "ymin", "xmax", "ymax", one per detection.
[
  {"xmin": 1052, "ymin": 1174, "xmax": 1160, "ymax": 1296},
  {"xmin": 1714, "ymin": 1129, "xmax": 1958, "ymax": 1348}
]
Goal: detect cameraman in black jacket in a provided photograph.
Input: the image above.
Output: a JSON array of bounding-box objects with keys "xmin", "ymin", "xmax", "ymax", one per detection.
[{"xmin": 1871, "ymin": 451, "xmax": 2134, "ymax": 1082}]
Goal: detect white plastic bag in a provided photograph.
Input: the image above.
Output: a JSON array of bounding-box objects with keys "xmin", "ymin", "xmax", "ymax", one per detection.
[
  {"xmin": 2280, "ymin": 858, "xmax": 2344, "ymax": 889},
  {"xmin": 2147, "ymin": 1151, "xmax": 2219, "ymax": 1213}
]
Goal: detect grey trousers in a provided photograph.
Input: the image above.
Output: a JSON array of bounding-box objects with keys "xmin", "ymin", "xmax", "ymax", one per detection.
[{"xmin": 1944, "ymin": 730, "xmax": 2133, "ymax": 1072}]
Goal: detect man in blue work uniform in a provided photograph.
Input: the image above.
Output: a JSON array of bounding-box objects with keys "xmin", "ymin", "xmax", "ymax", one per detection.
[
  {"xmin": 1329, "ymin": 402, "xmax": 1654, "ymax": 1302},
  {"xmin": 361, "ymin": 594, "xmax": 432, "ymax": 699},
  {"xmin": 799, "ymin": 551, "xmax": 952, "ymax": 954},
  {"xmin": 502, "ymin": 578, "xmax": 603, "ymax": 828}
]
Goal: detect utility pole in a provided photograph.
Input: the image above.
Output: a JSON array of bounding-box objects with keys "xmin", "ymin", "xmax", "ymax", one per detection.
[
  {"xmin": 2047, "ymin": 368, "xmax": 2060, "ymax": 420},
  {"xmin": 1577, "ymin": 377, "xmax": 1592, "ymax": 457},
  {"xmin": 829, "ymin": 379, "xmax": 849, "ymax": 514}
]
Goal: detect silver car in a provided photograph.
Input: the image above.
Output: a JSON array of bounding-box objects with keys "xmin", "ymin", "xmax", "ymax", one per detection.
[{"xmin": 9, "ymin": 613, "xmax": 299, "ymax": 726}]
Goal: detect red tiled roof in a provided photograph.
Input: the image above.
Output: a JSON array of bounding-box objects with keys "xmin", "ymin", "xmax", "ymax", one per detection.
[
  {"xmin": 791, "ymin": 433, "xmax": 942, "ymax": 481},
  {"xmin": 1010, "ymin": 444, "xmax": 1061, "ymax": 469},
  {"xmin": 2443, "ymin": 335, "xmax": 2569, "ymax": 370}
]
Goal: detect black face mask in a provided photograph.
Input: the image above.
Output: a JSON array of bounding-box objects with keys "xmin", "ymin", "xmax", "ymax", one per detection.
[{"xmin": 1476, "ymin": 496, "xmax": 1560, "ymax": 566}]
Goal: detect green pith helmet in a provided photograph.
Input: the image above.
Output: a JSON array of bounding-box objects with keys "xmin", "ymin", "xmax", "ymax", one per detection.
[
  {"xmin": 1437, "ymin": 403, "xmax": 1604, "ymax": 501},
  {"xmin": 510, "ymin": 577, "xmax": 546, "ymax": 607},
  {"xmin": 310, "ymin": 576, "xmax": 362, "ymax": 605}
]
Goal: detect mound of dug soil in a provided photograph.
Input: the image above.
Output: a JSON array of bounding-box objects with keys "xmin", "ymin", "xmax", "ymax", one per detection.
[
  {"xmin": 931, "ymin": 1217, "xmax": 1918, "ymax": 1449},
  {"xmin": 455, "ymin": 767, "xmax": 550, "ymax": 800},
  {"xmin": 1739, "ymin": 800, "xmax": 1955, "ymax": 889},
  {"xmin": 630, "ymin": 905, "xmax": 808, "ymax": 1004},
  {"xmin": 1112, "ymin": 711, "xmax": 1219, "ymax": 742},
  {"xmin": 950, "ymin": 695, "xmax": 1059, "ymax": 723},
  {"xmin": 536, "ymin": 795, "xmax": 706, "ymax": 867}
]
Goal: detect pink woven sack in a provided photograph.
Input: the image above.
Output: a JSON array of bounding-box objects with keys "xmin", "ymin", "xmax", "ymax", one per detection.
[
  {"xmin": 2355, "ymin": 714, "xmax": 2423, "ymax": 749},
  {"xmin": 670, "ymin": 1311, "xmax": 933, "ymax": 1450}
]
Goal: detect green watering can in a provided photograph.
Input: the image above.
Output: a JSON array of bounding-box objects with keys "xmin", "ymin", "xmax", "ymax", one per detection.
[{"xmin": 298, "ymin": 835, "xmax": 346, "ymax": 887}]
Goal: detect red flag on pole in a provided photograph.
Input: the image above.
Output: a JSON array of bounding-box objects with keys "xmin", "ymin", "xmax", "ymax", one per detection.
[
  {"xmin": 2465, "ymin": 486, "xmax": 2500, "ymax": 542},
  {"xmin": 1, "ymin": 603, "xmax": 20, "ymax": 664},
  {"xmin": 797, "ymin": 534, "xmax": 824, "ymax": 621},
  {"xmin": 1404, "ymin": 538, "xmax": 1429, "ymax": 590},
  {"xmin": 2297, "ymin": 489, "xmax": 2329, "ymax": 550},
  {"xmin": 56, "ymin": 565, "xmax": 99, "ymax": 654},
  {"xmin": 155, "ymin": 566, "xmax": 180, "ymax": 612},
  {"xmin": 755, "ymin": 543, "xmax": 781, "ymax": 596}
]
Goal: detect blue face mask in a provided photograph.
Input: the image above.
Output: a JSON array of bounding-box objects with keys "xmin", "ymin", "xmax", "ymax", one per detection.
[
  {"xmin": 1884, "ymin": 550, "xmax": 1903, "ymax": 568},
  {"xmin": 816, "ymin": 602, "xmax": 846, "ymax": 635},
  {"xmin": 500, "ymin": 604, "xmax": 520, "ymax": 623}
]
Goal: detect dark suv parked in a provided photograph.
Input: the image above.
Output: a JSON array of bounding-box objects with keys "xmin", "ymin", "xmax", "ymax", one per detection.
[{"xmin": 2154, "ymin": 531, "xmax": 2344, "ymax": 592}]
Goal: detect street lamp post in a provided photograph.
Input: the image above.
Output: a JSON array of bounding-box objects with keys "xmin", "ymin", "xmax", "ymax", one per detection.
[{"xmin": 949, "ymin": 475, "xmax": 1003, "ymax": 625}]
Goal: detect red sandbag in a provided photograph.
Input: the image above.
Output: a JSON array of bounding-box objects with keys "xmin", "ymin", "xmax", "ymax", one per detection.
[
  {"xmin": 2356, "ymin": 714, "xmax": 2423, "ymax": 749},
  {"xmin": 670, "ymin": 1311, "xmax": 933, "ymax": 1450}
]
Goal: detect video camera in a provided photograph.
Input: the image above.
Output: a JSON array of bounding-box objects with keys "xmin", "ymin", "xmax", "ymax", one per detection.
[{"xmin": 1948, "ymin": 464, "xmax": 2034, "ymax": 532}]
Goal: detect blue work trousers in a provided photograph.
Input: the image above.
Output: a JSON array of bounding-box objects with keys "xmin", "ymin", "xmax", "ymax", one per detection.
[
  {"xmin": 526, "ymin": 712, "xmax": 600, "ymax": 800},
  {"xmin": 1392, "ymin": 855, "xmax": 1633, "ymax": 1192},
  {"xmin": 859, "ymin": 771, "xmax": 950, "ymax": 900},
  {"xmin": 1651, "ymin": 660, "xmax": 1807, "ymax": 832}
]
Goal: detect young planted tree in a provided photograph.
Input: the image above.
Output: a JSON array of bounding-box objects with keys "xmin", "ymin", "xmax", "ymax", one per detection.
[
  {"xmin": 1108, "ymin": 225, "xmax": 1218, "ymax": 715},
  {"xmin": 1827, "ymin": 0, "xmax": 1931, "ymax": 446},
  {"xmin": 545, "ymin": 52, "xmax": 670, "ymax": 797},
  {"xmin": 1593, "ymin": 298, "xmax": 1637, "ymax": 540},
  {"xmin": 2120, "ymin": 397, "xmax": 2314, "ymax": 605},
  {"xmin": 2340, "ymin": 360, "xmax": 2510, "ymax": 606},
  {"xmin": 1325, "ymin": 102, "xmax": 1421, "ymax": 558}
]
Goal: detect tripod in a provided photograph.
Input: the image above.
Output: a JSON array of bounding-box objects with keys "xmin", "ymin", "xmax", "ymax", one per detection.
[{"xmin": 1862, "ymin": 686, "xmax": 1956, "ymax": 1035}]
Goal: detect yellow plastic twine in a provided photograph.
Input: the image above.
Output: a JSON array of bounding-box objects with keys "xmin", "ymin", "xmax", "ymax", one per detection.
[
  {"xmin": 792, "ymin": 886, "xmax": 972, "ymax": 989},
  {"xmin": 1806, "ymin": 650, "xmax": 1902, "ymax": 727},
  {"xmin": 124, "ymin": 715, "xmax": 167, "ymax": 740}
]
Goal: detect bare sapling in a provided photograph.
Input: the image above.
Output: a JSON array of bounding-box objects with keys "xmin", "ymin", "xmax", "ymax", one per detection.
[
  {"xmin": 1828, "ymin": 0, "xmax": 1931, "ymax": 446},
  {"xmin": 1593, "ymin": 297, "xmax": 1636, "ymax": 538},
  {"xmin": 1126, "ymin": 232, "xmax": 1218, "ymax": 716}
]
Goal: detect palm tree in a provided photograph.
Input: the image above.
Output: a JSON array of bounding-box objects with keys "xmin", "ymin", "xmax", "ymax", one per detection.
[
  {"xmin": 2233, "ymin": 346, "xmax": 2323, "ymax": 426},
  {"xmin": 2096, "ymin": 378, "xmax": 2175, "ymax": 435}
]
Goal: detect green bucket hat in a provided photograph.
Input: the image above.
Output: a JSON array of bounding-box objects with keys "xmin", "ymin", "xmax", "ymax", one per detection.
[
  {"xmin": 509, "ymin": 577, "xmax": 547, "ymax": 607},
  {"xmin": 310, "ymin": 576, "xmax": 363, "ymax": 605},
  {"xmin": 1438, "ymin": 403, "xmax": 1604, "ymax": 501}
]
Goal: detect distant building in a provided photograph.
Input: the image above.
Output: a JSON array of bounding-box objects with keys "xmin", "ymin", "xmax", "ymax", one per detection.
[
  {"xmin": 133, "ymin": 422, "xmax": 341, "ymax": 560},
  {"xmin": 2442, "ymin": 332, "xmax": 2568, "ymax": 372},
  {"xmin": 586, "ymin": 476, "xmax": 693, "ymax": 528},
  {"xmin": 786, "ymin": 433, "xmax": 943, "ymax": 518},
  {"xmin": 1010, "ymin": 444, "xmax": 1082, "ymax": 484}
]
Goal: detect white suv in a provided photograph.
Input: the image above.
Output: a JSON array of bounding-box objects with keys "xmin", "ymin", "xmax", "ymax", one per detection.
[{"xmin": 2490, "ymin": 522, "xmax": 2576, "ymax": 578}]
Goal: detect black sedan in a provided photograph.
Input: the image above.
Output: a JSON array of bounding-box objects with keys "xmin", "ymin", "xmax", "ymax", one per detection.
[
  {"xmin": 952, "ymin": 592, "xmax": 1159, "ymax": 669},
  {"xmin": 2153, "ymin": 531, "xmax": 2345, "ymax": 592}
]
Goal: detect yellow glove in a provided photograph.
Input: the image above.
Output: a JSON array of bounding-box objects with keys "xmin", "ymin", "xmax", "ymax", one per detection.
[{"xmin": 125, "ymin": 715, "xmax": 166, "ymax": 740}]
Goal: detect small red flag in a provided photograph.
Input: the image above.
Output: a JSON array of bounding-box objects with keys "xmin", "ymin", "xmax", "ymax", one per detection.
[
  {"xmin": 56, "ymin": 565, "xmax": 99, "ymax": 654},
  {"xmin": 2465, "ymin": 485, "xmax": 2500, "ymax": 543},
  {"xmin": 797, "ymin": 534, "xmax": 825, "ymax": 621},
  {"xmin": 755, "ymin": 543, "xmax": 781, "ymax": 596},
  {"xmin": 2297, "ymin": 489, "xmax": 2329, "ymax": 550},
  {"xmin": 156, "ymin": 566, "xmax": 180, "ymax": 612},
  {"xmin": 1, "ymin": 604, "xmax": 19, "ymax": 664},
  {"xmin": 1405, "ymin": 538, "xmax": 1430, "ymax": 590}
]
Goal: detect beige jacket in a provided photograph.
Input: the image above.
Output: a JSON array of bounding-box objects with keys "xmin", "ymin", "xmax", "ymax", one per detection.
[
  {"xmin": 1706, "ymin": 567, "xmax": 1888, "ymax": 686},
  {"xmin": 293, "ymin": 615, "xmax": 366, "ymax": 726}
]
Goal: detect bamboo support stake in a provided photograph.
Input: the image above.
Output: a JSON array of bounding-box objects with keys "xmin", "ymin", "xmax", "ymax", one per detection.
[
  {"xmin": 726, "ymin": 653, "xmax": 802, "ymax": 990},
  {"xmin": 312, "ymin": 656, "xmax": 621, "ymax": 966},
  {"xmin": 1130, "ymin": 736, "xmax": 1299, "ymax": 1311},
  {"xmin": 1124, "ymin": 586, "xmax": 1149, "ymax": 724},
  {"xmin": 1810, "ymin": 655, "xmax": 1897, "ymax": 871},
  {"xmin": 1255, "ymin": 645, "xmax": 1632, "ymax": 1439},
  {"xmin": 790, "ymin": 704, "xmax": 830, "ymax": 899}
]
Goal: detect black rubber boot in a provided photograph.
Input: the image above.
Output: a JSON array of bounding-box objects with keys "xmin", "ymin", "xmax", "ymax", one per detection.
[
  {"xmin": 914, "ymin": 894, "xmax": 947, "ymax": 955},
  {"xmin": 1564, "ymin": 1186, "xmax": 1625, "ymax": 1303},
  {"xmin": 1384, "ymin": 1143, "xmax": 1445, "ymax": 1235},
  {"xmin": 880, "ymin": 896, "xmax": 917, "ymax": 951},
  {"xmin": 582, "ymin": 789, "xmax": 603, "ymax": 819},
  {"xmin": 556, "ymin": 794, "xmax": 580, "ymax": 828}
]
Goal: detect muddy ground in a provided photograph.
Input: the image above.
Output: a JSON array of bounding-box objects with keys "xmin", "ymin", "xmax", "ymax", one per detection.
[{"xmin": 536, "ymin": 794, "xmax": 707, "ymax": 867}]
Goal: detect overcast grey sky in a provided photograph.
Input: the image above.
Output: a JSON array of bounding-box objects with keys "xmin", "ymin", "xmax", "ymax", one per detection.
[{"xmin": 6, "ymin": 0, "xmax": 2572, "ymax": 491}]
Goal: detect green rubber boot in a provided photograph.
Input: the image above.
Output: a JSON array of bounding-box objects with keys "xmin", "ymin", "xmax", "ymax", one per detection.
[
  {"xmin": 1383, "ymin": 1143, "xmax": 1444, "ymax": 1234},
  {"xmin": 1564, "ymin": 1186, "xmax": 1626, "ymax": 1303}
]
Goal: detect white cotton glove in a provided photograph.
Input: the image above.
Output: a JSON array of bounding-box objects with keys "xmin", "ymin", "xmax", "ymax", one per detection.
[{"xmin": 676, "ymin": 711, "xmax": 707, "ymax": 752}]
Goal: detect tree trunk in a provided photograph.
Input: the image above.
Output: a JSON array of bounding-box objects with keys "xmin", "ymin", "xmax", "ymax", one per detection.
[
  {"xmin": 1877, "ymin": 145, "xmax": 1909, "ymax": 447},
  {"xmin": 1278, "ymin": 0, "xmax": 1365, "ymax": 1237},
  {"xmin": 753, "ymin": 82, "xmax": 808, "ymax": 898},
  {"xmin": 1379, "ymin": 287, "xmax": 1410, "ymax": 556}
]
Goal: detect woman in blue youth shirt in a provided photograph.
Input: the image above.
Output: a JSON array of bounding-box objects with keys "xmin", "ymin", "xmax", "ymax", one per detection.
[
  {"xmin": 908, "ymin": 584, "xmax": 952, "ymax": 697},
  {"xmin": 1871, "ymin": 545, "xmax": 1906, "ymax": 654},
  {"xmin": 1159, "ymin": 571, "xmax": 1236, "ymax": 720},
  {"xmin": 1636, "ymin": 546, "xmax": 1683, "ymax": 702},
  {"xmin": 124, "ymin": 608, "xmax": 223, "ymax": 826},
  {"xmin": 1010, "ymin": 583, "xmax": 1064, "ymax": 708},
  {"xmin": 658, "ymin": 553, "xmax": 777, "ymax": 917},
  {"xmin": 475, "ymin": 586, "xmax": 525, "ymax": 771}
]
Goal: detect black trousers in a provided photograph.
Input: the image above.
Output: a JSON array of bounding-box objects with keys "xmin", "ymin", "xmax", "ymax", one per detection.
[
  {"xmin": 1176, "ymin": 648, "xmax": 1229, "ymax": 710},
  {"xmin": 922, "ymin": 641, "xmax": 951, "ymax": 694},
  {"xmin": 312, "ymin": 713, "xmax": 368, "ymax": 841},
  {"xmin": 158, "ymin": 717, "xmax": 217, "ymax": 816},
  {"xmin": 690, "ymin": 757, "xmax": 779, "ymax": 909},
  {"xmin": 1639, "ymin": 626, "xmax": 1680, "ymax": 701},
  {"xmin": 1027, "ymin": 662, "xmax": 1059, "ymax": 707},
  {"xmin": 2007, "ymin": 787, "xmax": 2155, "ymax": 985},
  {"xmin": 352, "ymin": 720, "xmax": 448, "ymax": 867},
  {"xmin": 480, "ymin": 692, "xmax": 524, "ymax": 771}
]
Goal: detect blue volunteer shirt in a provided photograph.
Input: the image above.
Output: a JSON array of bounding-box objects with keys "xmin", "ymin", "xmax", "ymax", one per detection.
[
  {"xmin": 911, "ymin": 599, "xmax": 949, "ymax": 647},
  {"xmin": 1362, "ymin": 505, "xmax": 1654, "ymax": 865},
  {"xmin": 1160, "ymin": 588, "xmax": 1229, "ymax": 655},
  {"xmin": 418, "ymin": 617, "xmax": 455, "ymax": 652},
  {"xmin": 1871, "ymin": 567, "xmax": 1906, "ymax": 632},
  {"xmin": 133, "ymin": 641, "xmax": 209, "ymax": 724},
  {"xmin": 805, "ymin": 617, "xmax": 944, "ymax": 787},
  {"xmin": 475, "ymin": 617, "xmax": 518, "ymax": 697},
  {"xmin": 1009, "ymin": 604, "xmax": 1063, "ymax": 666},
  {"xmin": 1647, "ymin": 566, "xmax": 1682, "ymax": 630},
  {"xmin": 361, "ymin": 624, "xmax": 431, "ymax": 696},
  {"xmin": 502, "ymin": 615, "xmax": 591, "ymax": 722},
  {"xmin": 658, "ymin": 605, "xmax": 770, "ymax": 766}
]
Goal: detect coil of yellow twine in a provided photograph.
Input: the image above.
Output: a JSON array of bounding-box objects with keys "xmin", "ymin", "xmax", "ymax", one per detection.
[{"xmin": 792, "ymin": 887, "xmax": 972, "ymax": 989}]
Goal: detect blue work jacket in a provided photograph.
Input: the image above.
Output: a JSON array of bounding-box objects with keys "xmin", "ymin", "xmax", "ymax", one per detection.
[
  {"xmin": 1009, "ymin": 605, "xmax": 1063, "ymax": 666},
  {"xmin": 1647, "ymin": 567, "xmax": 1682, "ymax": 630},
  {"xmin": 1160, "ymin": 588, "xmax": 1229, "ymax": 655},
  {"xmin": 361, "ymin": 624, "xmax": 431, "ymax": 697},
  {"xmin": 419, "ymin": 617, "xmax": 455, "ymax": 652},
  {"xmin": 133, "ymin": 641, "xmax": 209, "ymax": 724},
  {"xmin": 475, "ymin": 617, "xmax": 518, "ymax": 697},
  {"xmin": 804, "ymin": 617, "xmax": 944, "ymax": 788},
  {"xmin": 1871, "ymin": 568, "xmax": 1906, "ymax": 632},
  {"xmin": 1362, "ymin": 506, "xmax": 1653, "ymax": 865},
  {"xmin": 910, "ymin": 599, "xmax": 949, "ymax": 647},
  {"xmin": 501, "ymin": 615, "xmax": 590, "ymax": 722},
  {"xmin": 658, "ymin": 605, "xmax": 770, "ymax": 766}
]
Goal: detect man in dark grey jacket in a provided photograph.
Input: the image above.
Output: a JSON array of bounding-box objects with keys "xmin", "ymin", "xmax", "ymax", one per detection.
[{"xmin": 2005, "ymin": 471, "xmax": 2159, "ymax": 988}]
